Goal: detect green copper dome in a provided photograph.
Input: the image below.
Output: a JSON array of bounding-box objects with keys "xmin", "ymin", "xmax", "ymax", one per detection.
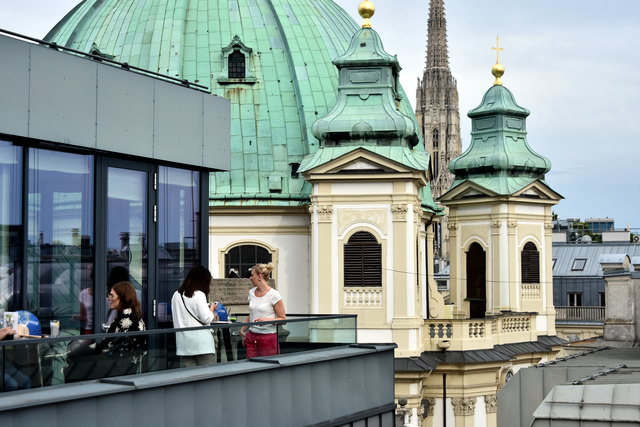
[
  {"xmin": 448, "ymin": 84, "xmax": 552, "ymax": 195},
  {"xmin": 45, "ymin": 0, "xmax": 418, "ymax": 207}
]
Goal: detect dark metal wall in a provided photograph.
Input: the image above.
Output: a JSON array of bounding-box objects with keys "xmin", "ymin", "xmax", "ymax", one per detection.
[{"xmin": 0, "ymin": 344, "xmax": 396, "ymax": 427}]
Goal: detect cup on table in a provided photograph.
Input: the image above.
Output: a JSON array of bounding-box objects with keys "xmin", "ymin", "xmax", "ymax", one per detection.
[{"xmin": 50, "ymin": 320, "xmax": 60, "ymax": 337}]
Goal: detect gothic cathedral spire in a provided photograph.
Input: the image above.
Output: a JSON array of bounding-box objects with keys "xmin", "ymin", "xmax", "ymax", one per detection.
[{"xmin": 415, "ymin": 0, "xmax": 461, "ymax": 260}]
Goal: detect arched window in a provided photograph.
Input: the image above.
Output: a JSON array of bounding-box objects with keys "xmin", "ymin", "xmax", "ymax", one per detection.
[
  {"xmin": 228, "ymin": 50, "xmax": 246, "ymax": 79},
  {"xmin": 224, "ymin": 244, "xmax": 271, "ymax": 278},
  {"xmin": 466, "ymin": 242, "xmax": 486, "ymax": 318},
  {"xmin": 432, "ymin": 129, "xmax": 439, "ymax": 149},
  {"xmin": 521, "ymin": 242, "xmax": 540, "ymax": 283},
  {"xmin": 344, "ymin": 231, "xmax": 381, "ymax": 287}
]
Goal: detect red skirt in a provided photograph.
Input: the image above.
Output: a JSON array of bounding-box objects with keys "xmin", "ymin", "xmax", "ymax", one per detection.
[{"xmin": 245, "ymin": 331, "xmax": 279, "ymax": 358}]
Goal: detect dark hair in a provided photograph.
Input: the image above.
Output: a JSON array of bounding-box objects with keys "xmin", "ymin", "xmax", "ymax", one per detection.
[
  {"xmin": 111, "ymin": 281, "xmax": 142, "ymax": 317},
  {"xmin": 178, "ymin": 266, "xmax": 212, "ymax": 298}
]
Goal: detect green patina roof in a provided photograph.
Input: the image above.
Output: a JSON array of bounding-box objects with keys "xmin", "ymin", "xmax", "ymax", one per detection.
[
  {"xmin": 448, "ymin": 84, "xmax": 552, "ymax": 195},
  {"xmin": 298, "ymin": 25, "xmax": 437, "ymax": 213},
  {"xmin": 45, "ymin": 0, "xmax": 422, "ymax": 208}
]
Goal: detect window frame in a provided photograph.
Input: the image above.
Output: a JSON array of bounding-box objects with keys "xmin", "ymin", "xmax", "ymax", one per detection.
[
  {"xmin": 568, "ymin": 292, "xmax": 583, "ymax": 307},
  {"xmin": 521, "ymin": 242, "xmax": 540, "ymax": 284},
  {"xmin": 343, "ymin": 231, "xmax": 382, "ymax": 287},
  {"xmin": 571, "ymin": 258, "xmax": 587, "ymax": 271},
  {"xmin": 223, "ymin": 243, "xmax": 273, "ymax": 279},
  {"xmin": 218, "ymin": 35, "xmax": 256, "ymax": 84}
]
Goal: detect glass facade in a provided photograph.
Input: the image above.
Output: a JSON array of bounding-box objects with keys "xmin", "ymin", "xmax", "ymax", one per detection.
[
  {"xmin": 107, "ymin": 167, "xmax": 148, "ymax": 325},
  {"xmin": 157, "ymin": 166, "xmax": 201, "ymax": 325},
  {"xmin": 27, "ymin": 149, "xmax": 94, "ymax": 331},
  {"xmin": 0, "ymin": 141, "xmax": 22, "ymax": 312},
  {"xmin": 0, "ymin": 140, "xmax": 207, "ymax": 334}
]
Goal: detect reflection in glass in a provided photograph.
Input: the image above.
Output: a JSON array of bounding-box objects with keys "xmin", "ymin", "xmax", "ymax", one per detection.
[
  {"xmin": 27, "ymin": 149, "xmax": 94, "ymax": 332},
  {"xmin": 157, "ymin": 167, "xmax": 200, "ymax": 326},
  {"xmin": 0, "ymin": 141, "xmax": 22, "ymax": 312},
  {"xmin": 107, "ymin": 167, "xmax": 147, "ymax": 324}
]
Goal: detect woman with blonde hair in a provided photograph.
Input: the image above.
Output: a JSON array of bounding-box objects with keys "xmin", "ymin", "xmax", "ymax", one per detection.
[{"xmin": 240, "ymin": 263, "xmax": 286, "ymax": 357}]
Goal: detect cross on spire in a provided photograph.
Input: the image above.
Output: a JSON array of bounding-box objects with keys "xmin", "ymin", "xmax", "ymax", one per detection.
[{"xmin": 491, "ymin": 35, "xmax": 504, "ymax": 64}]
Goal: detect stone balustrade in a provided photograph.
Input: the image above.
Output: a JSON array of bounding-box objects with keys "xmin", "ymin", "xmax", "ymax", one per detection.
[{"xmin": 425, "ymin": 312, "xmax": 538, "ymax": 351}]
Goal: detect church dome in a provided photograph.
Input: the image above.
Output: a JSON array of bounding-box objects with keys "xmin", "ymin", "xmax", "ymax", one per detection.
[{"xmin": 45, "ymin": 0, "xmax": 417, "ymax": 206}]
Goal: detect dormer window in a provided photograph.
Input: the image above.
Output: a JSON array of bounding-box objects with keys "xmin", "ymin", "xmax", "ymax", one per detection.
[
  {"xmin": 218, "ymin": 35, "xmax": 256, "ymax": 84},
  {"xmin": 228, "ymin": 50, "xmax": 246, "ymax": 78}
]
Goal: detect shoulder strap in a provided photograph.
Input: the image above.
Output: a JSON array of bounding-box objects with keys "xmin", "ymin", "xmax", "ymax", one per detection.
[{"xmin": 181, "ymin": 293, "xmax": 206, "ymax": 325}]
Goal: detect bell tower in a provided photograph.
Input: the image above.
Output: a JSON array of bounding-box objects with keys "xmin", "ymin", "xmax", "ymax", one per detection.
[
  {"xmin": 299, "ymin": 0, "xmax": 443, "ymax": 356},
  {"xmin": 440, "ymin": 54, "xmax": 562, "ymax": 330}
]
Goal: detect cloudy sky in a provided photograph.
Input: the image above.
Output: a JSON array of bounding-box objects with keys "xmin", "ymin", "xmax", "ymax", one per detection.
[{"xmin": 1, "ymin": 0, "xmax": 638, "ymax": 230}]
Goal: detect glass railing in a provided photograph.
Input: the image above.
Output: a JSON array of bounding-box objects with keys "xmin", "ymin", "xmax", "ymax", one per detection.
[{"xmin": 0, "ymin": 314, "xmax": 357, "ymax": 393}]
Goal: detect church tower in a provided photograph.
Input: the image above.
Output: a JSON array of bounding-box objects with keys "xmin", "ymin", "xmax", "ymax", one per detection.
[
  {"xmin": 299, "ymin": 1, "xmax": 442, "ymax": 356},
  {"xmin": 415, "ymin": 0, "xmax": 461, "ymax": 261},
  {"xmin": 440, "ymin": 52, "xmax": 562, "ymax": 327},
  {"xmin": 392, "ymin": 50, "xmax": 565, "ymax": 427}
]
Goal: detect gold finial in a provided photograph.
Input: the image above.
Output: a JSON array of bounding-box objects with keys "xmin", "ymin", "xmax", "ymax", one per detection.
[
  {"xmin": 358, "ymin": 1, "xmax": 375, "ymax": 28},
  {"xmin": 491, "ymin": 35, "xmax": 505, "ymax": 85}
]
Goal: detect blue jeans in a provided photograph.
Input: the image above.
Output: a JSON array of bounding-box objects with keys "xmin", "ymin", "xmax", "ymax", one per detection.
[{"xmin": 3, "ymin": 362, "xmax": 31, "ymax": 391}]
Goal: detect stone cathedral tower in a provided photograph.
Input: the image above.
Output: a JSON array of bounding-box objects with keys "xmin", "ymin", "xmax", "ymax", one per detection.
[{"xmin": 415, "ymin": 0, "xmax": 461, "ymax": 261}]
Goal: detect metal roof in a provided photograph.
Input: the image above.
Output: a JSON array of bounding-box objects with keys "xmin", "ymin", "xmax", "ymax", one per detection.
[
  {"xmin": 499, "ymin": 346, "xmax": 640, "ymax": 427},
  {"xmin": 552, "ymin": 243, "xmax": 640, "ymax": 277},
  {"xmin": 45, "ymin": 0, "xmax": 422, "ymax": 208},
  {"xmin": 532, "ymin": 347, "xmax": 640, "ymax": 426},
  {"xmin": 395, "ymin": 336, "xmax": 565, "ymax": 372},
  {"xmin": 448, "ymin": 85, "xmax": 553, "ymax": 196}
]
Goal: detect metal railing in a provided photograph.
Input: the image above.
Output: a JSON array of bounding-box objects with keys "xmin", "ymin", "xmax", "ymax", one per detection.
[
  {"xmin": 555, "ymin": 306, "xmax": 605, "ymax": 321},
  {"xmin": 0, "ymin": 28, "xmax": 209, "ymax": 92},
  {"xmin": 0, "ymin": 314, "xmax": 356, "ymax": 393}
]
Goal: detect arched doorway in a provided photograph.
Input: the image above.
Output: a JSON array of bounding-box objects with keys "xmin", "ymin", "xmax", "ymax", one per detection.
[{"xmin": 466, "ymin": 242, "xmax": 486, "ymax": 318}]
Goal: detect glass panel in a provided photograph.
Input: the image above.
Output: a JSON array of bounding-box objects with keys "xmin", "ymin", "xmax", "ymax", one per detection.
[
  {"xmin": 107, "ymin": 167, "xmax": 147, "ymax": 327},
  {"xmin": 0, "ymin": 141, "xmax": 22, "ymax": 313},
  {"xmin": 27, "ymin": 149, "xmax": 94, "ymax": 335},
  {"xmin": 157, "ymin": 166, "xmax": 200, "ymax": 327},
  {"xmin": 0, "ymin": 314, "xmax": 356, "ymax": 392}
]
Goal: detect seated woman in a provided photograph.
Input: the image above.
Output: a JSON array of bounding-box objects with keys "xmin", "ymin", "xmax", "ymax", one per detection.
[
  {"xmin": 94, "ymin": 281, "xmax": 147, "ymax": 375},
  {"xmin": 0, "ymin": 326, "xmax": 31, "ymax": 391}
]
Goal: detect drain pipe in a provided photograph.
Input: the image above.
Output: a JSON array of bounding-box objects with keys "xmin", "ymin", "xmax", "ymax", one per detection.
[{"xmin": 443, "ymin": 373, "xmax": 447, "ymax": 426}]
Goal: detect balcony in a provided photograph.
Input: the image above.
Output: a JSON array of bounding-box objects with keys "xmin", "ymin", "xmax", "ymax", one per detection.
[
  {"xmin": 0, "ymin": 315, "xmax": 399, "ymax": 427},
  {"xmin": 554, "ymin": 306, "xmax": 604, "ymax": 342},
  {"xmin": 555, "ymin": 306, "xmax": 605, "ymax": 322},
  {"xmin": 0, "ymin": 314, "xmax": 357, "ymax": 392},
  {"xmin": 426, "ymin": 312, "xmax": 538, "ymax": 352}
]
